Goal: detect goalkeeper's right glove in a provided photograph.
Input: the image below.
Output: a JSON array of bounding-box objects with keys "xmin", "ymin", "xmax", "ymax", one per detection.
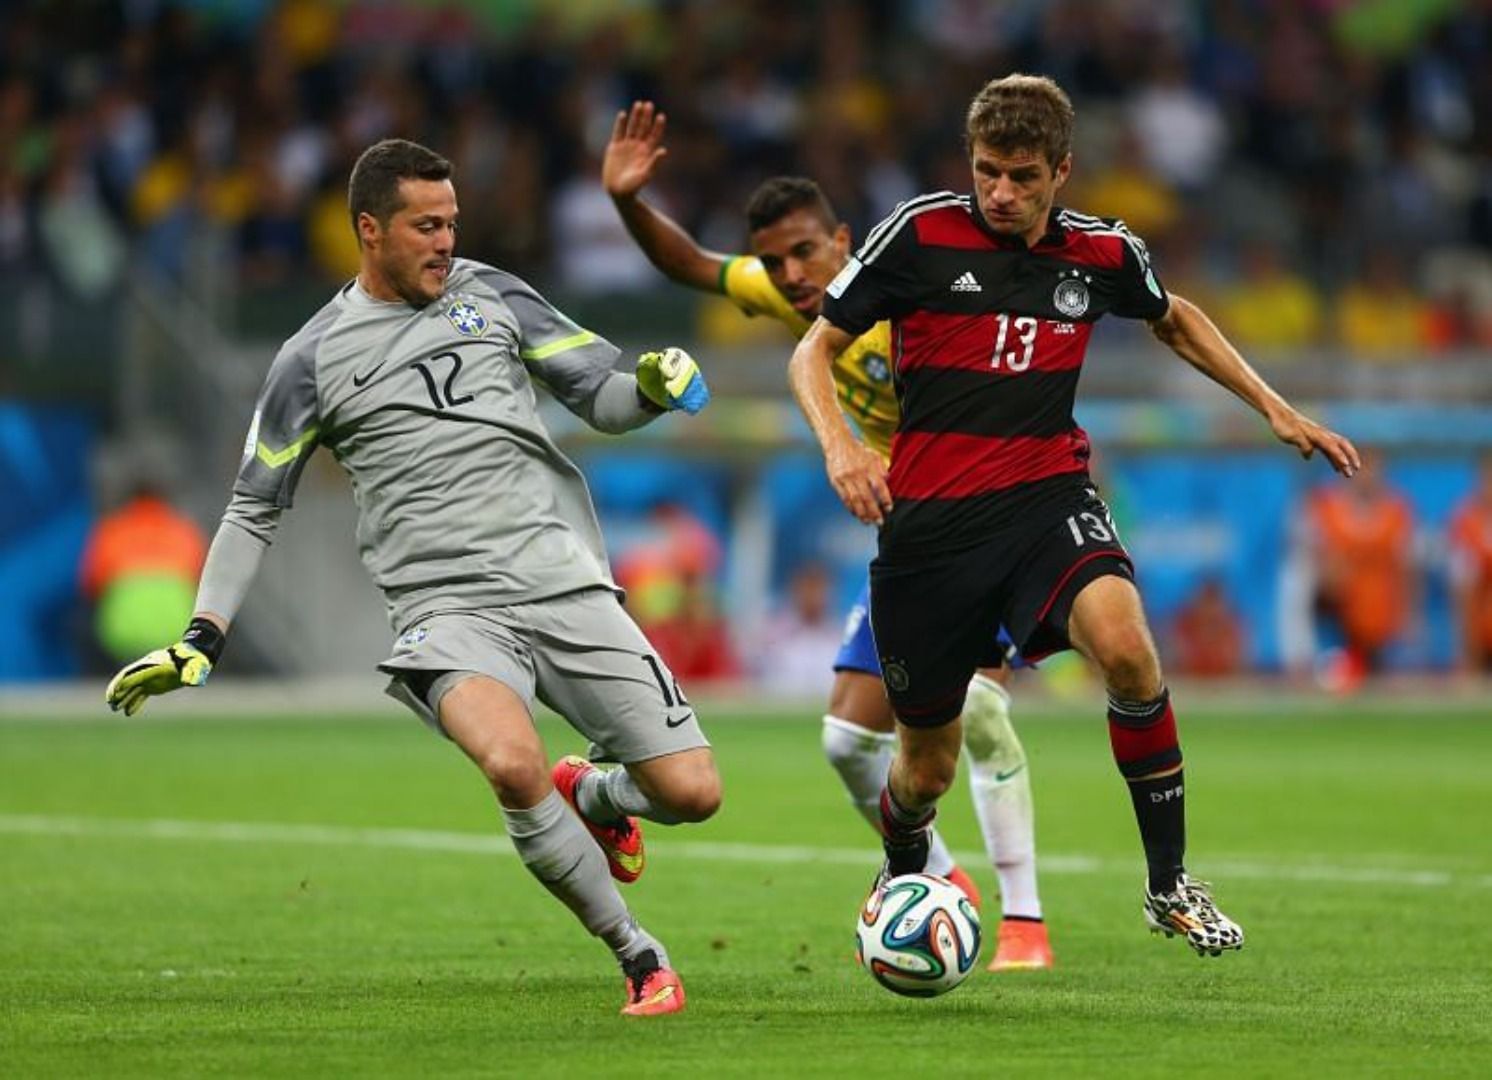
[
  {"xmin": 105, "ymin": 618, "xmax": 224, "ymax": 717},
  {"xmin": 636, "ymin": 346, "xmax": 711, "ymax": 415}
]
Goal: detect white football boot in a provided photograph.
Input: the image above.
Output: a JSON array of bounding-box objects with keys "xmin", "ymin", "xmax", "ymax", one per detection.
[{"xmin": 1144, "ymin": 874, "xmax": 1244, "ymax": 956}]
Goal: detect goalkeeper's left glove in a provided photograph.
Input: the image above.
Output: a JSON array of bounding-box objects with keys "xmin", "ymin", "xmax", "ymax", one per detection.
[
  {"xmin": 636, "ymin": 347, "xmax": 711, "ymax": 415},
  {"xmin": 104, "ymin": 618, "xmax": 224, "ymax": 717}
]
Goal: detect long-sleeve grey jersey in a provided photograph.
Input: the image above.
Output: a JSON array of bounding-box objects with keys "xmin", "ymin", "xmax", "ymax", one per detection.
[{"xmin": 206, "ymin": 258, "xmax": 659, "ymax": 634}]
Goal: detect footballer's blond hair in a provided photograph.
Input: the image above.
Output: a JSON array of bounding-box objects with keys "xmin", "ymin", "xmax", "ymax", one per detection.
[{"xmin": 965, "ymin": 74, "xmax": 1075, "ymax": 168}]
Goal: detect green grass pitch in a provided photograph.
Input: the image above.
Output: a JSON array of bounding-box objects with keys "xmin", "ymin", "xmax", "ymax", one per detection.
[{"xmin": 2, "ymin": 698, "xmax": 1490, "ymax": 1077}]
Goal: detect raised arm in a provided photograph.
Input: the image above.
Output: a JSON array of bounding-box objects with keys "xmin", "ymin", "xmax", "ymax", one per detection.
[
  {"xmin": 788, "ymin": 317, "xmax": 893, "ymax": 525},
  {"xmin": 1149, "ymin": 294, "xmax": 1361, "ymax": 478},
  {"xmin": 604, "ymin": 100, "xmax": 728, "ymax": 293}
]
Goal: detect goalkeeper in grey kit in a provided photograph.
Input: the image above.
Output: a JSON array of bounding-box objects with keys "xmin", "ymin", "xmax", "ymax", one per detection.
[{"xmin": 106, "ymin": 139, "xmax": 718, "ymax": 1017}]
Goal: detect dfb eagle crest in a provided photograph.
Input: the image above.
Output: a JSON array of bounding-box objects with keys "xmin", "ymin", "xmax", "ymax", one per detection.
[{"xmin": 1053, "ymin": 269, "xmax": 1090, "ymax": 319}]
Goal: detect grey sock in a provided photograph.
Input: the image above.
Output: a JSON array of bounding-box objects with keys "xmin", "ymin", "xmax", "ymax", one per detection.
[
  {"xmin": 502, "ymin": 790, "xmax": 668, "ymax": 966},
  {"xmin": 575, "ymin": 766, "xmax": 685, "ymax": 826}
]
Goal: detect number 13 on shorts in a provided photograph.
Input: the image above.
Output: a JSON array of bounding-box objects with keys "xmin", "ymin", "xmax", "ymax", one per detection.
[{"xmin": 1065, "ymin": 504, "xmax": 1120, "ymax": 547}]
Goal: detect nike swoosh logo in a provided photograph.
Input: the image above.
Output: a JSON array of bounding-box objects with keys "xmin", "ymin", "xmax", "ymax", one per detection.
[
  {"xmin": 351, "ymin": 361, "xmax": 387, "ymax": 388},
  {"xmin": 639, "ymin": 984, "xmax": 676, "ymax": 1006},
  {"xmin": 994, "ymin": 764, "xmax": 1026, "ymax": 782},
  {"xmin": 664, "ymin": 713, "xmax": 693, "ymax": 729},
  {"xmin": 544, "ymin": 854, "xmax": 586, "ymax": 886}
]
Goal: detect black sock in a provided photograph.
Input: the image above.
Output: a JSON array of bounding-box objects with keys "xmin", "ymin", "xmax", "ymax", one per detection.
[
  {"xmin": 879, "ymin": 787, "xmax": 934, "ymax": 876},
  {"xmin": 1127, "ymin": 769, "xmax": 1186, "ymax": 895},
  {"xmin": 878, "ymin": 786, "xmax": 935, "ymax": 841}
]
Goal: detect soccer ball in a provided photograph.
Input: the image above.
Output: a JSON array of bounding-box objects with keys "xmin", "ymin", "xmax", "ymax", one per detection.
[{"xmin": 856, "ymin": 873, "xmax": 981, "ymax": 997}]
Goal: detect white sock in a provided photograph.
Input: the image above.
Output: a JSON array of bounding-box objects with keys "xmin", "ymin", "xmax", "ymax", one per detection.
[
  {"xmin": 576, "ymin": 765, "xmax": 685, "ymax": 826},
  {"xmin": 503, "ymin": 790, "xmax": 668, "ymax": 966},
  {"xmin": 821, "ymin": 715, "xmax": 956, "ymax": 876},
  {"xmin": 963, "ymin": 675, "xmax": 1043, "ymax": 919}
]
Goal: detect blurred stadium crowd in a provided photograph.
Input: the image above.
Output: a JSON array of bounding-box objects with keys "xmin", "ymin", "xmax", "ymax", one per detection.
[
  {"xmin": 5, "ymin": 0, "xmax": 1492, "ymax": 690},
  {"xmin": 6, "ymin": 0, "xmax": 1492, "ymax": 355}
]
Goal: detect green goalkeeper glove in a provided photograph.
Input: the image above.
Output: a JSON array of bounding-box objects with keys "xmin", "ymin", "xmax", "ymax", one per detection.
[
  {"xmin": 105, "ymin": 619, "xmax": 224, "ymax": 716},
  {"xmin": 636, "ymin": 347, "xmax": 710, "ymax": 415}
]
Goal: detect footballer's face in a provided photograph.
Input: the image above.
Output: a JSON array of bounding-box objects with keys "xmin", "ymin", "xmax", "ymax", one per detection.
[
  {"xmin": 358, "ymin": 178, "xmax": 458, "ymax": 307},
  {"xmin": 749, "ymin": 208, "xmax": 851, "ymax": 318},
  {"xmin": 970, "ymin": 141, "xmax": 1070, "ymax": 246}
]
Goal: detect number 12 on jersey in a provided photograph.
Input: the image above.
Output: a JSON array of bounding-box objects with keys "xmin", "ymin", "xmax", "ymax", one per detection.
[{"xmin": 992, "ymin": 313, "xmax": 1037, "ymax": 371}]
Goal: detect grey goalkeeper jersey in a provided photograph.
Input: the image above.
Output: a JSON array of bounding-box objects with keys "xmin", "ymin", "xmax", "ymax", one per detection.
[{"xmin": 222, "ymin": 258, "xmax": 655, "ymax": 632}]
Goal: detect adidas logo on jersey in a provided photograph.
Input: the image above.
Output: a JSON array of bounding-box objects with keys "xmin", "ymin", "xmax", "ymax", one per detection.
[{"xmin": 950, "ymin": 271, "xmax": 982, "ymax": 293}]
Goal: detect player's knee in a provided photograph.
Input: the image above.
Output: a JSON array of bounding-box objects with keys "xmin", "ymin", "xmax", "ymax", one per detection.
[
  {"xmin": 901, "ymin": 754, "xmax": 957, "ymax": 805},
  {"xmin": 1104, "ymin": 653, "xmax": 1162, "ymax": 701},
  {"xmin": 961, "ymin": 677, "xmax": 1016, "ymax": 764},
  {"xmin": 670, "ymin": 777, "xmax": 722, "ymax": 823},
  {"xmin": 902, "ymin": 768, "xmax": 954, "ymax": 807},
  {"xmin": 1092, "ymin": 630, "xmax": 1162, "ymax": 700},
  {"xmin": 822, "ymin": 715, "xmax": 883, "ymax": 770},
  {"xmin": 475, "ymin": 748, "xmax": 549, "ymax": 804},
  {"xmin": 659, "ymin": 765, "xmax": 723, "ymax": 823}
]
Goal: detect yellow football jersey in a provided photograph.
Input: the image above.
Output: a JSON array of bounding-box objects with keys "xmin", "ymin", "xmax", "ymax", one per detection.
[{"xmin": 720, "ymin": 255, "xmax": 898, "ymax": 459}]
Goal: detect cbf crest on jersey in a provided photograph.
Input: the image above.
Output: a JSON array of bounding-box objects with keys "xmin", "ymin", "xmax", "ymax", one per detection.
[
  {"xmin": 445, "ymin": 299, "xmax": 488, "ymax": 337},
  {"xmin": 1053, "ymin": 268, "xmax": 1091, "ymax": 318}
]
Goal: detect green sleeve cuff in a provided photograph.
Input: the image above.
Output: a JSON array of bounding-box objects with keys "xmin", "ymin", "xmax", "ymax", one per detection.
[{"xmin": 716, "ymin": 255, "xmax": 738, "ymax": 296}]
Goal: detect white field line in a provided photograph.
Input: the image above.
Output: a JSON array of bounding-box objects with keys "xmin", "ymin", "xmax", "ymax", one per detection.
[
  {"xmin": 1, "ymin": 813, "xmax": 1488, "ymax": 890},
  {"xmin": 6, "ymin": 677, "xmax": 1492, "ymax": 721}
]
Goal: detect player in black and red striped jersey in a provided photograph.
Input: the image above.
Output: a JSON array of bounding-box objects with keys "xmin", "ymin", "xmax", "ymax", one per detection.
[{"xmin": 789, "ymin": 74, "xmax": 1361, "ymax": 957}]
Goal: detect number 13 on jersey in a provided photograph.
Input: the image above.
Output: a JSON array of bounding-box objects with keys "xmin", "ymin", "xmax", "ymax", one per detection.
[{"xmin": 992, "ymin": 313, "xmax": 1037, "ymax": 371}]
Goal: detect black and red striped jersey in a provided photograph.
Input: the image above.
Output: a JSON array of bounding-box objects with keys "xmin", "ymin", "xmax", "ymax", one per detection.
[{"xmin": 821, "ymin": 191, "xmax": 1169, "ymax": 553}]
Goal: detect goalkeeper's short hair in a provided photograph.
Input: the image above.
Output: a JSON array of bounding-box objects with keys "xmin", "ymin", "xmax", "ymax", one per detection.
[
  {"xmin": 348, "ymin": 139, "xmax": 453, "ymax": 236},
  {"xmin": 745, "ymin": 176, "xmax": 838, "ymax": 234}
]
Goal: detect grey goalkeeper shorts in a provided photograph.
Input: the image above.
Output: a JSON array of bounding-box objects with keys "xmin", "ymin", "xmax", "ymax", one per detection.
[{"xmin": 378, "ymin": 587, "xmax": 708, "ymax": 764}]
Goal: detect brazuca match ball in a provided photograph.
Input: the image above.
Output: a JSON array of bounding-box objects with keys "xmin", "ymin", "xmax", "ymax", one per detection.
[{"xmin": 855, "ymin": 873, "xmax": 981, "ymax": 997}]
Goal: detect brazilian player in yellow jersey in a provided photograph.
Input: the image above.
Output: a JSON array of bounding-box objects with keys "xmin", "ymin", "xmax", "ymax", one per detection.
[
  {"xmin": 604, "ymin": 101, "xmax": 1053, "ymax": 971},
  {"xmin": 716, "ymin": 257, "xmax": 899, "ymax": 461}
]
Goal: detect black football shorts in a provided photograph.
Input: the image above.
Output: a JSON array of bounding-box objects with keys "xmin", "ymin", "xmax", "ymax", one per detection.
[{"xmin": 870, "ymin": 483, "xmax": 1132, "ymax": 728}]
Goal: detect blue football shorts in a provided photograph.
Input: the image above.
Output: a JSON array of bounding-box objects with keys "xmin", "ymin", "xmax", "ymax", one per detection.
[{"xmin": 832, "ymin": 578, "xmax": 1019, "ymax": 676}]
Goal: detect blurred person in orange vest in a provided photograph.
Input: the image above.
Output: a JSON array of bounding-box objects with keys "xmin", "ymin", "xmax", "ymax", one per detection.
[
  {"xmin": 1447, "ymin": 454, "xmax": 1492, "ymax": 673},
  {"xmin": 613, "ymin": 501, "xmax": 723, "ymax": 628},
  {"xmin": 1303, "ymin": 448, "xmax": 1416, "ymax": 680},
  {"xmin": 643, "ymin": 570, "xmax": 740, "ymax": 682},
  {"xmin": 1168, "ymin": 576, "xmax": 1246, "ymax": 678},
  {"xmin": 79, "ymin": 484, "xmax": 206, "ymax": 666}
]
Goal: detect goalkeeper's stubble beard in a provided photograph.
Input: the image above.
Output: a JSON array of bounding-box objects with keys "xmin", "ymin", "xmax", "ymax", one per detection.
[{"xmin": 374, "ymin": 242, "xmax": 451, "ymax": 308}]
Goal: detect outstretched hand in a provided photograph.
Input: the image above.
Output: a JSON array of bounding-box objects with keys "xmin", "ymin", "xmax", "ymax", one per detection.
[
  {"xmin": 105, "ymin": 642, "xmax": 212, "ymax": 717},
  {"xmin": 827, "ymin": 439, "xmax": 894, "ymax": 526},
  {"xmin": 603, "ymin": 101, "xmax": 668, "ymax": 198},
  {"xmin": 1270, "ymin": 408, "xmax": 1361, "ymax": 478}
]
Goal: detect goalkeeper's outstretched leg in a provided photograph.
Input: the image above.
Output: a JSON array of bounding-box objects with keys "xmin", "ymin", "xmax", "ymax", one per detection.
[{"xmin": 436, "ymin": 674, "xmax": 688, "ymax": 1016}]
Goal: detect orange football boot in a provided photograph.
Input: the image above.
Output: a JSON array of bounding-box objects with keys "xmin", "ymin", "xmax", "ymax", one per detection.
[
  {"xmin": 552, "ymin": 755, "xmax": 645, "ymax": 883},
  {"xmin": 944, "ymin": 865, "xmax": 983, "ymax": 910},
  {"xmin": 988, "ymin": 917, "xmax": 1054, "ymax": 972},
  {"xmin": 621, "ymin": 951, "xmax": 686, "ymax": 1017}
]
